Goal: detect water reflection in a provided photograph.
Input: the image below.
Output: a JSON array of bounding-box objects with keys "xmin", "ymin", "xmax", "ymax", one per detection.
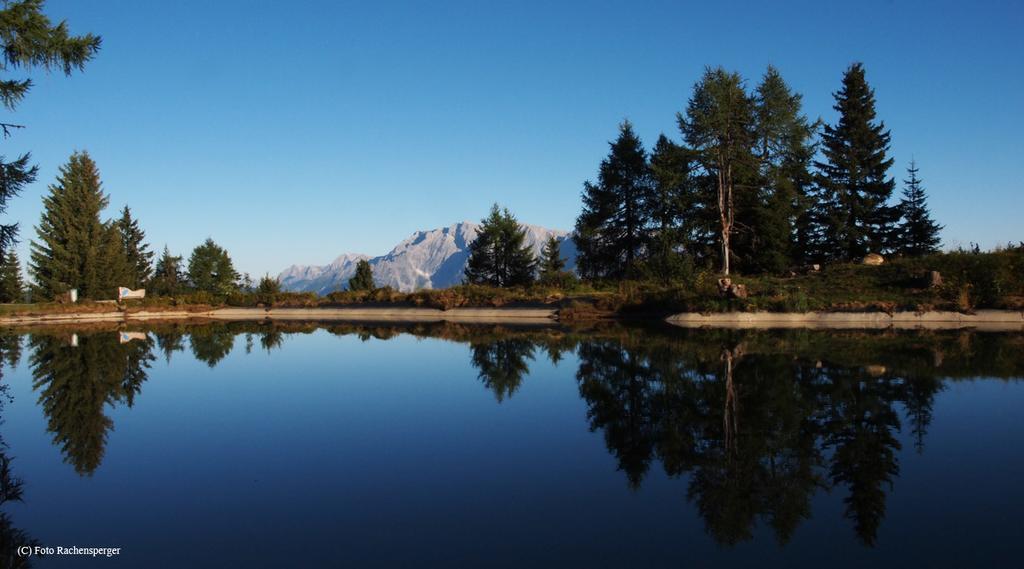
[
  {"xmin": 29, "ymin": 332, "xmax": 154, "ymax": 475},
  {"xmin": 1, "ymin": 335, "xmax": 37, "ymax": 568},
  {"xmin": 1, "ymin": 321, "xmax": 1022, "ymax": 552},
  {"xmin": 471, "ymin": 338, "xmax": 535, "ymax": 402}
]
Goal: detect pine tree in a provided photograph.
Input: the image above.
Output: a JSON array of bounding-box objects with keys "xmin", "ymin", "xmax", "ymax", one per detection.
[
  {"xmin": 348, "ymin": 259, "xmax": 375, "ymax": 291},
  {"xmin": 814, "ymin": 63, "xmax": 897, "ymax": 261},
  {"xmin": 0, "ymin": 1, "xmax": 101, "ymax": 252},
  {"xmin": 150, "ymin": 246, "xmax": 185, "ymax": 296},
  {"xmin": 29, "ymin": 151, "xmax": 120, "ymax": 299},
  {"xmin": 465, "ymin": 204, "xmax": 536, "ymax": 287},
  {"xmin": 645, "ymin": 134, "xmax": 699, "ymax": 281},
  {"xmin": 538, "ymin": 236, "xmax": 566, "ymax": 278},
  {"xmin": 117, "ymin": 206, "xmax": 153, "ymax": 288},
  {"xmin": 895, "ymin": 160, "xmax": 942, "ymax": 256},
  {"xmin": 746, "ymin": 65, "xmax": 817, "ymax": 272},
  {"xmin": 573, "ymin": 121, "xmax": 652, "ymax": 279},
  {"xmin": 0, "ymin": 248, "xmax": 23, "ymax": 302},
  {"xmin": 187, "ymin": 238, "xmax": 239, "ymax": 294},
  {"xmin": 95, "ymin": 222, "xmax": 131, "ymax": 299},
  {"xmin": 680, "ymin": 68, "xmax": 757, "ymax": 275},
  {"xmin": 257, "ymin": 274, "xmax": 281, "ymax": 295}
]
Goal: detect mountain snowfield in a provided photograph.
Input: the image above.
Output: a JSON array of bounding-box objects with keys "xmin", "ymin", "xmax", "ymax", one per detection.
[{"xmin": 277, "ymin": 221, "xmax": 577, "ymax": 294}]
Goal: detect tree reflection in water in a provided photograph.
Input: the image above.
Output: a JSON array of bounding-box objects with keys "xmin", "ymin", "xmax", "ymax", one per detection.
[
  {"xmin": 0, "ymin": 334, "xmax": 37, "ymax": 568},
  {"xmin": 29, "ymin": 331, "xmax": 154, "ymax": 476},
  {"xmin": 569, "ymin": 329, "xmax": 962, "ymax": 547},
  {"xmin": 471, "ymin": 338, "xmax": 535, "ymax": 402},
  {"xmin": 5, "ymin": 322, "xmax": 1021, "ymax": 550}
]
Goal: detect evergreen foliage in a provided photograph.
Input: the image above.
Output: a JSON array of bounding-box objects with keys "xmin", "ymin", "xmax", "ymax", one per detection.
[
  {"xmin": 680, "ymin": 67, "xmax": 757, "ymax": 275},
  {"xmin": 0, "ymin": 248, "xmax": 22, "ymax": 302},
  {"xmin": 29, "ymin": 151, "xmax": 127, "ymax": 300},
  {"xmin": 813, "ymin": 63, "xmax": 897, "ymax": 260},
  {"xmin": 645, "ymin": 134, "xmax": 699, "ymax": 281},
  {"xmin": 895, "ymin": 160, "xmax": 942, "ymax": 256},
  {"xmin": 0, "ymin": 0, "xmax": 101, "ymax": 252},
  {"xmin": 538, "ymin": 236, "xmax": 566, "ymax": 276},
  {"xmin": 117, "ymin": 206, "xmax": 153, "ymax": 288},
  {"xmin": 257, "ymin": 274, "xmax": 282, "ymax": 295},
  {"xmin": 747, "ymin": 66, "xmax": 817, "ymax": 272},
  {"xmin": 96, "ymin": 222, "xmax": 130, "ymax": 297},
  {"xmin": 574, "ymin": 121, "xmax": 652, "ymax": 279},
  {"xmin": 150, "ymin": 246, "xmax": 185, "ymax": 296},
  {"xmin": 465, "ymin": 204, "xmax": 536, "ymax": 287},
  {"xmin": 348, "ymin": 259, "xmax": 375, "ymax": 291},
  {"xmin": 187, "ymin": 238, "xmax": 239, "ymax": 294}
]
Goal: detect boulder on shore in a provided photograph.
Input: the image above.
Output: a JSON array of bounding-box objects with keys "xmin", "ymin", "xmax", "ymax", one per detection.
[
  {"xmin": 717, "ymin": 277, "xmax": 748, "ymax": 299},
  {"xmin": 862, "ymin": 253, "xmax": 885, "ymax": 266}
]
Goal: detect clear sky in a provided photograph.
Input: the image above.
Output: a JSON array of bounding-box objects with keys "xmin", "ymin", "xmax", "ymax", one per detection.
[{"xmin": 6, "ymin": 0, "xmax": 1023, "ymax": 277}]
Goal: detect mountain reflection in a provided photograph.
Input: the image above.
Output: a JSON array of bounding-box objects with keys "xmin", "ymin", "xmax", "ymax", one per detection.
[{"xmin": 3, "ymin": 322, "xmax": 1022, "ymax": 549}]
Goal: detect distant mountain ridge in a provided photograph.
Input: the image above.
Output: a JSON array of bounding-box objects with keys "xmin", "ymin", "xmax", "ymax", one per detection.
[{"xmin": 278, "ymin": 221, "xmax": 576, "ymax": 294}]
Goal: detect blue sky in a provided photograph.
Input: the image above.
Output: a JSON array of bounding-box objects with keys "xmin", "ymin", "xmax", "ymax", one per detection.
[{"xmin": 5, "ymin": 0, "xmax": 1023, "ymax": 277}]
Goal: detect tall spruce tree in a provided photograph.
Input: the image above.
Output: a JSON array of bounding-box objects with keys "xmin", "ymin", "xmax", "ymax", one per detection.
[
  {"xmin": 895, "ymin": 160, "xmax": 942, "ymax": 256},
  {"xmin": 187, "ymin": 238, "xmax": 239, "ymax": 294},
  {"xmin": 464, "ymin": 204, "xmax": 536, "ymax": 287},
  {"xmin": 96, "ymin": 223, "xmax": 130, "ymax": 297},
  {"xmin": 574, "ymin": 120, "xmax": 651, "ymax": 279},
  {"xmin": 150, "ymin": 245, "xmax": 184, "ymax": 296},
  {"xmin": 29, "ymin": 151, "xmax": 127, "ymax": 299},
  {"xmin": 348, "ymin": 259, "xmax": 375, "ymax": 291},
  {"xmin": 680, "ymin": 68, "xmax": 757, "ymax": 275},
  {"xmin": 0, "ymin": 248, "xmax": 23, "ymax": 302},
  {"xmin": 0, "ymin": 1, "xmax": 101, "ymax": 252},
  {"xmin": 645, "ymin": 134, "xmax": 698, "ymax": 282},
  {"xmin": 814, "ymin": 63, "xmax": 897, "ymax": 261},
  {"xmin": 746, "ymin": 65, "xmax": 817, "ymax": 272},
  {"xmin": 538, "ymin": 236, "xmax": 566, "ymax": 276},
  {"xmin": 117, "ymin": 206, "xmax": 153, "ymax": 288}
]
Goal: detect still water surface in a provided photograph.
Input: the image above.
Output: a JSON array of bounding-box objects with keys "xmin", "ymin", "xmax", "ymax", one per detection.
[{"xmin": 0, "ymin": 322, "xmax": 1021, "ymax": 568}]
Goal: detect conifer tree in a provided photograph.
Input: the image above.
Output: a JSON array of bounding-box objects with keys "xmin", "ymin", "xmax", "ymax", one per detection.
[
  {"xmin": 257, "ymin": 274, "xmax": 282, "ymax": 295},
  {"xmin": 465, "ymin": 204, "xmax": 536, "ymax": 287},
  {"xmin": 0, "ymin": 0, "xmax": 101, "ymax": 252},
  {"xmin": 573, "ymin": 121, "xmax": 652, "ymax": 279},
  {"xmin": 645, "ymin": 134, "xmax": 698, "ymax": 281},
  {"xmin": 680, "ymin": 68, "xmax": 757, "ymax": 275},
  {"xmin": 95, "ymin": 222, "xmax": 131, "ymax": 298},
  {"xmin": 538, "ymin": 236, "xmax": 566, "ymax": 277},
  {"xmin": 814, "ymin": 63, "xmax": 897, "ymax": 260},
  {"xmin": 117, "ymin": 206, "xmax": 153, "ymax": 288},
  {"xmin": 348, "ymin": 259, "xmax": 375, "ymax": 291},
  {"xmin": 0, "ymin": 248, "xmax": 23, "ymax": 302},
  {"xmin": 746, "ymin": 65, "xmax": 817, "ymax": 272},
  {"xmin": 187, "ymin": 238, "xmax": 238, "ymax": 294},
  {"xmin": 895, "ymin": 160, "xmax": 942, "ymax": 256},
  {"xmin": 150, "ymin": 246, "xmax": 185, "ymax": 296},
  {"xmin": 29, "ymin": 151, "xmax": 120, "ymax": 299}
]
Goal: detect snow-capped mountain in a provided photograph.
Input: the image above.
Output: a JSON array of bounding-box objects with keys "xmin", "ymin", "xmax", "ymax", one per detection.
[{"xmin": 277, "ymin": 221, "xmax": 576, "ymax": 294}]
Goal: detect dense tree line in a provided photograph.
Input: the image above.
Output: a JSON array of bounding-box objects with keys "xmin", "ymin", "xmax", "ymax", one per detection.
[
  {"xmin": 7, "ymin": 151, "xmax": 246, "ymax": 302},
  {"xmin": 574, "ymin": 63, "xmax": 943, "ymax": 280}
]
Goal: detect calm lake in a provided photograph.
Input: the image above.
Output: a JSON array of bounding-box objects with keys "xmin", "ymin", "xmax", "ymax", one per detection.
[{"xmin": 0, "ymin": 321, "xmax": 1021, "ymax": 568}]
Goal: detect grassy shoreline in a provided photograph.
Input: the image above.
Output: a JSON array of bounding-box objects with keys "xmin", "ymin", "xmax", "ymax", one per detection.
[{"xmin": 3, "ymin": 249, "xmax": 1022, "ymax": 323}]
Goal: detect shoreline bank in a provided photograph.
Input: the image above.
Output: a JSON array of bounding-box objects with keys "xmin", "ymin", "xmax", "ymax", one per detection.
[
  {"xmin": 665, "ymin": 309, "xmax": 1024, "ymax": 331},
  {"xmin": 0, "ymin": 306, "xmax": 560, "ymax": 326},
  {"xmin": 1, "ymin": 306, "xmax": 1022, "ymax": 330}
]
